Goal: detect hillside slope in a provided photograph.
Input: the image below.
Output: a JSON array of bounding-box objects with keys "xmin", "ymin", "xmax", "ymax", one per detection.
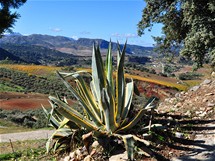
[
  {"xmin": 0, "ymin": 44, "xmax": 77, "ymax": 65},
  {"xmin": 158, "ymin": 78, "xmax": 215, "ymax": 161},
  {"xmin": 158, "ymin": 78, "xmax": 215, "ymax": 119},
  {"xmin": 0, "ymin": 48, "xmax": 25, "ymax": 63},
  {"xmin": 0, "ymin": 34, "xmax": 154, "ymax": 56}
]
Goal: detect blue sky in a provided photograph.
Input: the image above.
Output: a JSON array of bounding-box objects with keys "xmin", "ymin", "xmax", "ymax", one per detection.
[{"xmin": 12, "ymin": 0, "xmax": 163, "ymax": 47}]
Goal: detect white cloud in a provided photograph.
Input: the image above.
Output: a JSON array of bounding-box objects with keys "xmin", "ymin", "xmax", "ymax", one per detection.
[
  {"xmin": 111, "ymin": 33, "xmax": 153, "ymax": 46},
  {"xmin": 111, "ymin": 33, "xmax": 138, "ymax": 38},
  {"xmin": 124, "ymin": 33, "xmax": 139, "ymax": 38},
  {"xmin": 80, "ymin": 31, "xmax": 91, "ymax": 35},
  {"xmin": 111, "ymin": 33, "xmax": 121, "ymax": 37},
  {"xmin": 49, "ymin": 27, "xmax": 62, "ymax": 32},
  {"xmin": 128, "ymin": 39, "xmax": 154, "ymax": 47}
]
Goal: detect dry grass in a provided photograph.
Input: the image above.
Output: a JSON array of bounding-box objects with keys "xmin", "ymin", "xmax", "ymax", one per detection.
[
  {"xmin": 126, "ymin": 73, "xmax": 188, "ymax": 91},
  {"xmin": 0, "ymin": 64, "xmax": 61, "ymax": 76},
  {"xmin": 0, "ymin": 119, "xmax": 32, "ymax": 134},
  {"xmin": 0, "ymin": 139, "xmax": 46, "ymax": 154},
  {"xmin": 77, "ymin": 68, "xmax": 189, "ymax": 91},
  {"xmin": 1, "ymin": 64, "xmax": 189, "ymax": 90}
]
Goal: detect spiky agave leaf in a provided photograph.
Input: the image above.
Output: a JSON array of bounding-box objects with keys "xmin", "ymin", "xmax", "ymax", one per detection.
[
  {"xmin": 115, "ymin": 97, "xmax": 157, "ymax": 133},
  {"xmin": 101, "ymin": 87, "xmax": 118, "ymax": 132},
  {"xmin": 43, "ymin": 108, "xmax": 73, "ymax": 153},
  {"xmin": 56, "ymin": 71, "xmax": 103, "ymax": 127},
  {"xmin": 123, "ymin": 135, "xmax": 135, "ymax": 161},
  {"xmin": 121, "ymin": 80, "xmax": 134, "ymax": 120},
  {"xmin": 91, "ymin": 44, "xmax": 106, "ymax": 103},
  {"xmin": 42, "ymin": 105, "xmax": 59, "ymax": 129},
  {"xmin": 105, "ymin": 40, "xmax": 114, "ymax": 94},
  {"xmin": 49, "ymin": 96, "xmax": 101, "ymax": 132},
  {"xmin": 116, "ymin": 42, "xmax": 127, "ymax": 123},
  {"xmin": 114, "ymin": 134, "xmax": 151, "ymax": 160}
]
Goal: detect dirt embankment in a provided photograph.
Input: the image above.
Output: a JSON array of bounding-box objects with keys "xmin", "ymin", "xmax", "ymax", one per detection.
[
  {"xmin": 158, "ymin": 78, "xmax": 215, "ymax": 161},
  {"xmin": 158, "ymin": 79, "xmax": 215, "ymax": 120}
]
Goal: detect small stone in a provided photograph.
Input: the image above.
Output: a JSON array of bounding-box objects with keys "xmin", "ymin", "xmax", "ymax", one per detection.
[
  {"xmin": 205, "ymin": 93, "xmax": 214, "ymax": 96},
  {"xmin": 175, "ymin": 93, "xmax": 181, "ymax": 98},
  {"xmin": 164, "ymin": 98, "xmax": 169, "ymax": 102},
  {"xmin": 175, "ymin": 132, "xmax": 184, "ymax": 138},
  {"xmin": 171, "ymin": 157, "xmax": 182, "ymax": 161},
  {"xmin": 169, "ymin": 98, "xmax": 177, "ymax": 104},
  {"xmin": 185, "ymin": 110, "xmax": 191, "ymax": 116},
  {"xmin": 181, "ymin": 91, "xmax": 185, "ymax": 95},
  {"xmin": 203, "ymin": 98, "xmax": 208, "ymax": 103},
  {"xmin": 91, "ymin": 141, "xmax": 99, "ymax": 149},
  {"xmin": 167, "ymin": 116, "xmax": 173, "ymax": 120},
  {"xmin": 175, "ymin": 102, "xmax": 182, "ymax": 107},
  {"xmin": 75, "ymin": 149, "xmax": 81, "ymax": 156},
  {"xmin": 207, "ymin": 102, "xmax": 215, "ymax": 107},
  {"xmin": 211, "ymin": 71, "xmax": 215, "ymax": 77},
  {"xmin": 195, "ymin": 97, "xmax": 200, "ymax": 102},
  {"xmin": 201, "ymin": 79, "xmax": 212, "ymax": 85},
  {"xmin": 169, "ymin": 151, "xmax": 173, "ymax": 155},
  {"xmin": 199, "ymin": 111, "xmax": 207, "ymax": 117},
  {"xmin": 69, "ymin": 152, "xmax": 76, "ymax": 159},
  {"xmin": 63, "ymin": 156, "xmax": 70, "ymax": 161},
  {"xmin": 196, "ymin": 111, "xmax": 202, "ymax": 115},
  {"xmin": 189, "ymin": 86, "xmax": 200, "ymax": 92}
]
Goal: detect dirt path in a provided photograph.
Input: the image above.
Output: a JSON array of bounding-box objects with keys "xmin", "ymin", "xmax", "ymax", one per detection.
[
  {"xmin": 171, "ymin": 122, "xmax": 215, "ymax": 161},
  {"xmin": 0, "ymin": 129, "xmax": 54, "ymax": 143}
]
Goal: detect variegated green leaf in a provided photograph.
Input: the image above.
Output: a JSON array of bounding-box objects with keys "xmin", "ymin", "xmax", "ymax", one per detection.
[
  {"xmin": 116, "ymin": 97, "xmax": 157, "ymax": 133},
  {"xmin": 121, "ymin": 80, "xmax": 134, "ymax": 120},
  {"xmin": 56, "ymin": 72, "xmax": 102, "ymax": 127},
  {"xmin": 49, "ymin": 96, "xmax": 100, "ymax": 131},
  {"xmin": 75, "ymin": 75, "xmax": 101, "ymax": 121},
  {"xmin": 105, "ymin": 40, "xmax": 114, "ymax": 94},
  {"xmin": 42, "ymin": 105, "xmax": 60, "ymax": 129},
  {"xmin": 101, "ymin": 88, "xmax": 118, "ymax": 132},
  {"xmin": 101, "ymin": 88, "xmax": 111, "ymax": 132},
  {"xmin": 91, "ymin": 44, "xmax": 106, "ymax": 103},
  {"xmin": 122, "ymin": 134, "xmax": 135, "ymax": 161},
  {"xmin": 116, "ymin": 42, "xmax": 126, "ymax": 122}
]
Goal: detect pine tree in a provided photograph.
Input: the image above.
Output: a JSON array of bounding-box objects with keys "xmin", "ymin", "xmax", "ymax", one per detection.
[{"xmin": 0, "ymin": 0, "xmax": 27, "ymax": 37}]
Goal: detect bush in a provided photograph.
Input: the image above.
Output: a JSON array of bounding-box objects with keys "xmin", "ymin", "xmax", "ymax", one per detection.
[
  {"xmin": 178, "ymin": 72, "xmax": 203, "ymax": 80},
  {"xmin": 0, "ymin": 109, "xmax": 48, "ymax": 129}
]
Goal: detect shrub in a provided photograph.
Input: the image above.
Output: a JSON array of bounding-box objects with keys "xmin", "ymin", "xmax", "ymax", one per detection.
[
  {"xmin": 0, "ymin": 109, "xmax": 48, "ymax": 129},
  {"xmin": 178, "ymin": 72, "xmax": 203, "ymax": 80}
]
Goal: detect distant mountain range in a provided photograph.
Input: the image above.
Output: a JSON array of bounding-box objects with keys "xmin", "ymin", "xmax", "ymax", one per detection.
[{"xmin": 0, "ymin": 33, "xmax": 154, "ymax": 66}]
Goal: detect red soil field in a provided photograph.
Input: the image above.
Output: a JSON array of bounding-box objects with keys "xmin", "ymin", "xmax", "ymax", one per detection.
[
  {"xmin": 0, "ymin": 92, "xmax": 50, "ymax": 110},
  {"xmin": 0, "ymin": 98, "xmax": 50, "ymax": 110}
]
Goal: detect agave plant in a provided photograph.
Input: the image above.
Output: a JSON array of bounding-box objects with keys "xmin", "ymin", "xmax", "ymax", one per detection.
[{"xmin": 44, "ymin": 41, "xmax": 161, "ymax": 160}]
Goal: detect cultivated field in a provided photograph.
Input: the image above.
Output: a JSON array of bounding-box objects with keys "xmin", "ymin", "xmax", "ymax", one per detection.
[{"xmin": 0, "ymin": 92, "xmax": 49, "ymax": 110}]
